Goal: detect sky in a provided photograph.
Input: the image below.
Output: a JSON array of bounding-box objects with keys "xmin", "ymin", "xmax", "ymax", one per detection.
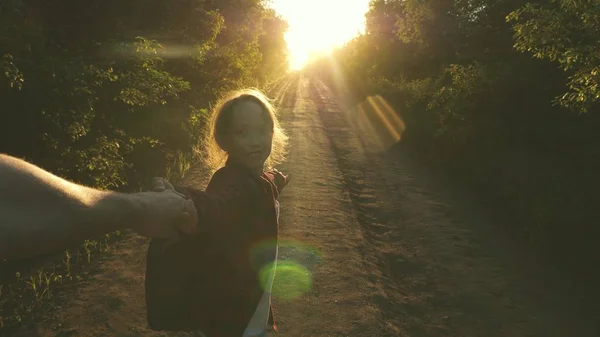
[{"xmin": 268, "ymin": 0, "xmax": 371, "ymax": 69}]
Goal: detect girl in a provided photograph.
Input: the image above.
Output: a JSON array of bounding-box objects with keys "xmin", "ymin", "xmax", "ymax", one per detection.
[{"xmin": 145, "ymin": 88, "xmax": 290, "ymax": 337}]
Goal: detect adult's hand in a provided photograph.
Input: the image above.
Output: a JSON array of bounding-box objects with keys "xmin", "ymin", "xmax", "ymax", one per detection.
[{"xmin": 129, "ymin": 177, "xmax": 198, "ymax": 238}]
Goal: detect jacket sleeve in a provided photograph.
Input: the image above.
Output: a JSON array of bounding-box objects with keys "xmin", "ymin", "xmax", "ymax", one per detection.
[{"xmin": 174, "ymin": 168, "xmax": 259, "ymax": 235}]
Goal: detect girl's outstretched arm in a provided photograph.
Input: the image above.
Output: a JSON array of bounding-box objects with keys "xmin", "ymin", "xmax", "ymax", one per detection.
[
  {"xmin": 175, "ymin": 170, "xmax": 257, "ymax": 228},
  {"xmin": 175, "ymin": 168, "xmax": 291, "ymax": 237}
]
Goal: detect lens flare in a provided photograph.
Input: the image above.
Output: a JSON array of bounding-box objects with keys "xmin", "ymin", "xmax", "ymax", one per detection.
[
  {"xmin": 106, "ymin": 41, "xmax": 204, "ymax": 59},
  {"xmin": 352, "ymin": 95, "xmax": 406, "ymax": 152},
  {"xmin": 250, "ymin": 239, "xmax": 323, "ymax": 299},
  {"xmin": 262, "ymin": 260, "xmax": 312, "ymax": 299}
]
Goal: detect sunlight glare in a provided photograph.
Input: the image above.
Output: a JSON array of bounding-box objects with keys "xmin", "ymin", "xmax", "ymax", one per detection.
[{"xmin": 269, "ymin": 0, "xmax": 370, "ymax": 70}]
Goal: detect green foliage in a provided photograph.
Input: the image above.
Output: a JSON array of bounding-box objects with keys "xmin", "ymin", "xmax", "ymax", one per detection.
[
  {"xmin": 427, "ymin": 62, "xmax": 494, "ymax": 154},
  {"xmin": 2, "ymin": 54, "xmax": 24, "ymax": 90},
  {"xmin": 508, "ymin": 0, "xmax": 600, "ymax": 113}
]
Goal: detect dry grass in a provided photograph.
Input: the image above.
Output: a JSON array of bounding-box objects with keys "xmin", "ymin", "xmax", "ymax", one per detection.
[{"xmin": 0, "ymin": 231, "xmax": 121, "ymax": 331}]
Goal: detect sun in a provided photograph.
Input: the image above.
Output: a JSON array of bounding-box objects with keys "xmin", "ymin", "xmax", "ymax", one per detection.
[{"xmin": 269, "ymin": 0, "xmax": 370, "ymax": 70}]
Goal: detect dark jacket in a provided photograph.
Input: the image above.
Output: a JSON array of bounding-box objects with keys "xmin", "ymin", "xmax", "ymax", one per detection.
[{"xmin": 145, "ymin": 161, "xmax": 287, "ymax": 336}]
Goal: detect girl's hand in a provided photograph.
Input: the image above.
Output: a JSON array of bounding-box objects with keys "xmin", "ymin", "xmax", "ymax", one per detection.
[{"xmin": 272, "ymin": 168, "xmax": 291, "ymax": 189}]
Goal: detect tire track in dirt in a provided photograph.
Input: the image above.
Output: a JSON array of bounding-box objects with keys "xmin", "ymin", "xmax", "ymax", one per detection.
[
  {"xmin": 273, "ymin": 76, "xmax": 386, "ymax": 336},
  {"xmin": 306, "ymin": 77, "xmax": 599, "ymax": 337}
]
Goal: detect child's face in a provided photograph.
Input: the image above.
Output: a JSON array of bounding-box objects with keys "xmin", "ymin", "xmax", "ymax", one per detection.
[{"xmin": 224, "ymin": 100, "xmax": 273, "ymax": 172}]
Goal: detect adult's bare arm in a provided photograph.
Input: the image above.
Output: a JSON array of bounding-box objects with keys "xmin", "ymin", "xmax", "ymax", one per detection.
[{"xmin": 0, "ymin": 154, "xmax": 197, "ymax": 262}]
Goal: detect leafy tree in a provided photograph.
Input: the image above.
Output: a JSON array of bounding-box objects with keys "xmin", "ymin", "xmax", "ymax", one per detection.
[{"xmin": 508, "ymin": 0, "xmax": 600, "ymax": 113}]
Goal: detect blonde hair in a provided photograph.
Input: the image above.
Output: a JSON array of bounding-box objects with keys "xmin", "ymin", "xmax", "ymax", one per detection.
[{"xmin": 200, "ymin": 88, "xmax": 288, "ymax": 173}]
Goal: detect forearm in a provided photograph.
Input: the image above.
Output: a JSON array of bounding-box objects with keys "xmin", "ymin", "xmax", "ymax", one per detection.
[{"xmin": 0, "ymin": 154, "xmax": 141, "ymax": 262}]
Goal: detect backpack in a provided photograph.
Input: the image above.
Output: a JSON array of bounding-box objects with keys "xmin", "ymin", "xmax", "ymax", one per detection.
[{"xmin": 145, "ymin": 235, "xmax": 200, "ymax": 331}]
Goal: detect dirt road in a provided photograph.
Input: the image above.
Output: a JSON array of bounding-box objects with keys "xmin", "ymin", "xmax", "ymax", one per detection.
[{"xmin": 17, "ymin": 76, "xmax": 598, "ymax": 337}]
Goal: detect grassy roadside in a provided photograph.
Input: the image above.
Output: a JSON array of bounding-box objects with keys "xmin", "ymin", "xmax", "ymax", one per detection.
[{"xmin": 0, "ymin": 232, "xmax": 122, "ymax": 331}]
